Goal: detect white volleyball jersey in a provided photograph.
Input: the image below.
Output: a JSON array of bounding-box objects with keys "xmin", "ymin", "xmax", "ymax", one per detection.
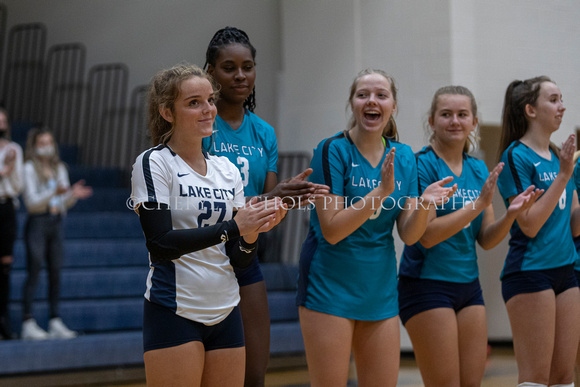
[{"xmin": 131, "ymin": 144, "xmax": 245, "ymax": 325}]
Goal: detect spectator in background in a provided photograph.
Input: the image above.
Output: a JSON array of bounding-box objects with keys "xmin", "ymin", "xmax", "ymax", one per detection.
[
  {"xmin": 0, "ymin": 108, "xmax": 23, "ymax": 340},
  {"xmin": 21, "ymin": 128, "xmax": 92, "ymax": 340}
]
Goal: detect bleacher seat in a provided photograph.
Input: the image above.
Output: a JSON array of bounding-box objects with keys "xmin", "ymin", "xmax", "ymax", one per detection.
[{"xmin": 0, "ymin": 155, "xmax": 307, "ymax": 376}]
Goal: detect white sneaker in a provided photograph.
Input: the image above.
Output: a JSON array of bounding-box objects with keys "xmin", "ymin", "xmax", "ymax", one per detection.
[
  {"xmin": 48, "ymin": 317, "xmax": 77, "ymax": 339},
  {"xmin": 21, "ymin": 319, "xmax": 49, "ymax": 340}
]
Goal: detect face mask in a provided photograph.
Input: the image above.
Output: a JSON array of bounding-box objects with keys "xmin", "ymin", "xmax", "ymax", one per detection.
[{"xmin": 36, "ymin": 145, "xmax": 55, "ymax": 157}]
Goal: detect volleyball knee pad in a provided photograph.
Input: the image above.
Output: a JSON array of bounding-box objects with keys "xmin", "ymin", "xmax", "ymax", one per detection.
[
  {"xmin": 518, "ymin": 383, "xmax": 547, "ymax": 387},
  {"xmin": 549, "ymin": 384, "xmax": 574, "ymax": 387}
]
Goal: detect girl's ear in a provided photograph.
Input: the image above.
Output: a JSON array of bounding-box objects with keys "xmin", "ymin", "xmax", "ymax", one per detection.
[
  {"xmin": 159, "ymin": 106, "xmax": 173, "ymax": 123},
  {"xmin": 206, "ymin": 64, "xmax": 215, "ymax": 76},
  {"xmin": 524, "ymin": 103, "xmax": 536, "ymax": 119}
]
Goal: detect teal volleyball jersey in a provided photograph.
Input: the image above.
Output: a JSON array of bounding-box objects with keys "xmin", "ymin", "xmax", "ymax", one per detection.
[
  {"xmin": 203, "ymin": 110, "xmax": 278, "ymax": 197},
  {"xmin": 297, "ymin": 131, "xmax": 418, "ymax": 320},
  {"xmin": 399, "ymin": 146, "xmax": 488, "ymax": 283},
  {"xmin": 497, "ymin": 141, "xmax": 577, "ymax": 277},
  {"xmin": 573, "ymin": 159, "xmax": 580, "ymax": 270}
]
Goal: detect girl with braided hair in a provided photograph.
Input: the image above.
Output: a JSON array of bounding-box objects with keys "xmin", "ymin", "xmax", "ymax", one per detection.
[
  {"xmin": 202, "ymin": 26, "xmax": 328, "ymax": 386},
  {"xmin": 497, "ymin": 76, "xmax": 580, "ymax": 387}
]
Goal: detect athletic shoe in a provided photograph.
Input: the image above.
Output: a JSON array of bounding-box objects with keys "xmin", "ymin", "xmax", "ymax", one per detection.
[
  {"xmin": 21, "ymin": 318, "xmax": 49, "ymax": 340},
  {"xmin": 48, "ymin": 317, "xmax": 77, "ymax": 339}
]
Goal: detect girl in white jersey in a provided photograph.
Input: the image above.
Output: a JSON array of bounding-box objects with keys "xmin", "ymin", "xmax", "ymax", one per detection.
[{"xmin": 131, "ymin": 64, "xmax": 286, "ymax": 386}]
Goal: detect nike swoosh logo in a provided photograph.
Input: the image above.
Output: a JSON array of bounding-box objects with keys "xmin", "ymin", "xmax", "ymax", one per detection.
[
  {"xmin": 177, "ymin": 173, "xmax": 190, "ymax": 177},
  {"xmin": 352, "ymin": 163, "xmax": 360, "ymax": 167},
  {"xmin": 533, "ymin": 162, "xmax": 541, "ymax": 167}
]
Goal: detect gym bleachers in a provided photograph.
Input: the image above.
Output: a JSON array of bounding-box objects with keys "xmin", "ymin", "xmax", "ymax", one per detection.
[
  {"xmin": 0, "ymin": 150, "xmax": 307, "ymax": 376},
  {"xmin": 0, "ymin": 6, "xmax": 310, "ymax": 376}
]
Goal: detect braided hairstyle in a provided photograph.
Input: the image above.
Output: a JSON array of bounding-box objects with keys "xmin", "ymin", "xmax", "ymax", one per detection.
[{"xmin": 204, "ymin": 26, "xmax": 257, "ymax": 112}]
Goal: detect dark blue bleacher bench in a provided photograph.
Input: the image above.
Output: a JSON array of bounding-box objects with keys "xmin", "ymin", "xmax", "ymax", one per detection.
[{"xmin": 0, "ymin": 160, "xmax": 306, "ymax": 376}]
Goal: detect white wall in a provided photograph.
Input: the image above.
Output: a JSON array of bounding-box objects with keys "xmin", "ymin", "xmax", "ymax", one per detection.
[
  {"xmin": 277, "ymin": 0, "xmax": 453, "ymax": 153},
  {"xmin": 450, "ymin": 0, "xmax": 580, "ymax": 339}
]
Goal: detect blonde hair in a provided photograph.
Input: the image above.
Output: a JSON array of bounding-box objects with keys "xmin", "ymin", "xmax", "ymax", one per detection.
[
  {"xmin": 427, "ymin": 85, "xmax": 479, "ymax": 153},
  {"xmin": 148, "ymin": 63, "xmax": 219, "ymax": 146},
  {"xmin": 346, "ymin": 68, "xmax": 399, "ymax": 141}
]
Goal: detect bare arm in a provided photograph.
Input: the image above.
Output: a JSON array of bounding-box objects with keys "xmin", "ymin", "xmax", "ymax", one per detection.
[
  {"xmin": 397, "ymin": 177, "xmax": 457, "ymax": 245},
  {"xmin": 514, "ymin": 134, "xmax": 575, "ymax": 237},
  {"xmin": 419, "ymin": 163, "xmax": 504, "ymax": 248},
  {"xmin": 263, "ymin": 169, "xmax": 329, "ymax": 208},
  {"xmin": 570, "ymin": 190, "xmax": 580, "ymax": 237},
  {"xmin": 477, "ymin": 186, "xmax": 542, "ymax": 249},
  {"xmin": 316, "ymin": 149, "xmax": 395, "ymax": 245}
]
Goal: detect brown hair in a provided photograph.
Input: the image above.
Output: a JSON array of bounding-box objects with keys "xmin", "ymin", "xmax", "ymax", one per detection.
[
  {"xmin": 148, "ymin": 63, "xmax": 219, "ymax": 146},
  {"xmin": 346, "ymin": 69, "xmax": 398, "ymax": 141},
  {"xmin": 428, "ymin": 85, "xmax": 479, "ymax": 153},
  {"xmin": 498, "ymin": 76, "xmax": 557, "ymax": 161}
]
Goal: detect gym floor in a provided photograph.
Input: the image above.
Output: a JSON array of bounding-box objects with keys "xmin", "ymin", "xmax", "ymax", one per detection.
[{"xmin": 0, "ymin": 344, "xmax": 519, "ymax": 386}]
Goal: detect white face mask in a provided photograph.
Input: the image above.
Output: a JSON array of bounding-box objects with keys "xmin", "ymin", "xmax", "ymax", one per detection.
[{"xmin": 36, "ymin": 145, "xmax": 55, "ymax": 157}]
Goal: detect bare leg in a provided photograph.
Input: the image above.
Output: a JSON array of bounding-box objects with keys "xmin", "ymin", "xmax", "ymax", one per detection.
[
  {"xmin": 238, "ymin": 281, "xmax": 270, "ymax": 387},
  {"xmin": 352, "ymin": 316, "xmax": 400, "ymax": 387},
  {"xmin": 201, "ymin": 347, "xmax": 246, "ymax": 387},
  {"xmin": 457, "ymin": 305, "xmax": 487, "ymax": 387},
  {"xmin": 144, "ymin": 341, "xmax": 205, "ymax": 387},
  {"xmin": 299, "ymin": 306, "xmax": 354, "ymax": 387},
  {"xmin": 549, "ymin": 287, "xmax": 580, "ymax": 385},
  {"xmin": 405, "ymin": 308, "xmax": 461, "ymax": 387},
  {"xmin": 506, "ymin": 290, "xmax": 556, "ymax": 385}
]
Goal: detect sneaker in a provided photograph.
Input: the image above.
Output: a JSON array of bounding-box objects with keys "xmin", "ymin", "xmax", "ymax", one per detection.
[
  {"xmin": 21, "ymin": 318, "xmax": 49, "ymax": 340},
  {"xmin": 48, "ymin": 317, "xmax": 77, "ymax": 339}
]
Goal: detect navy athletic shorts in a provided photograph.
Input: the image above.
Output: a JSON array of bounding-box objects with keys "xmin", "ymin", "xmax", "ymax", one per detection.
[
  {"xmin": 501, "ymin": 264, "xmax": 578, "ymax": 303},
  {"xmin": 143, "ymin": 300, "xmax": 244, "ymax": 353},
  {"xmin": 234, "ymin": 256, "xmax": 264, "ymax": 287},
  {"xmin": 398, "ymin": 276, "xmax": 484, "ymax": 325}
]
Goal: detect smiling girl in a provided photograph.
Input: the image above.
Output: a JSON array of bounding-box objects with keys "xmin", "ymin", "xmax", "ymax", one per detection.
[
  {"xmin": 132, "ymin": 63, "xmax": 286, "ymax": 386},
  {"xmin": 297, "ymin": 69, "xmax": 456, "ymax": 386},
  {"xmin": 202, "ymin": 27, "xmax": 327, "ymax": 387},
  {"xmin": 398, "ymin": 86, "xmax": 540, "ymax": 387}
]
